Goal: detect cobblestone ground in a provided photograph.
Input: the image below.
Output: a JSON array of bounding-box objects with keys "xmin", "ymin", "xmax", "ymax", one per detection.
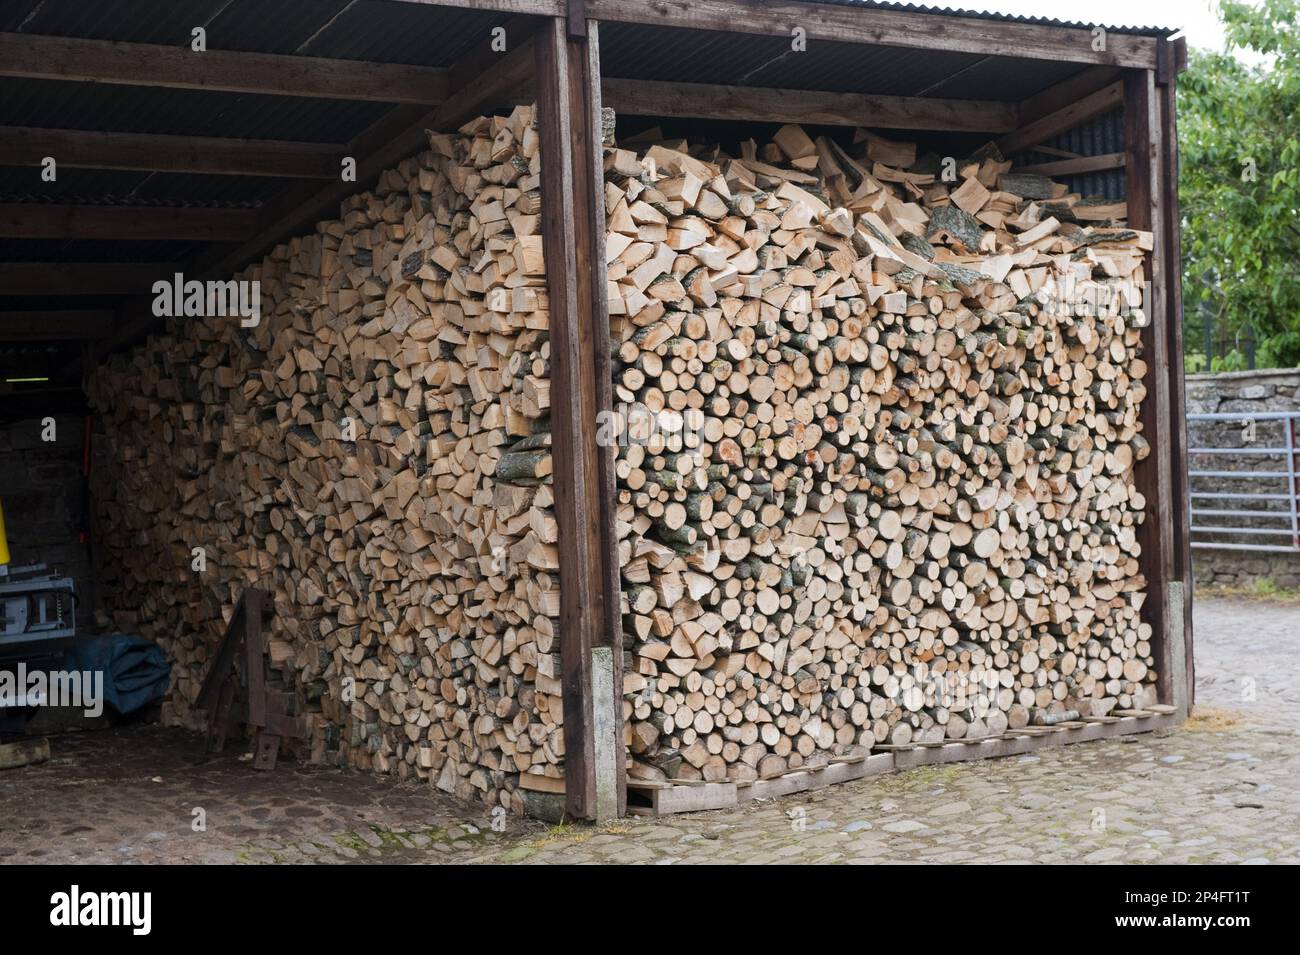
[{"xmin": 1, "ymin": 596, "xmax": 1296, "ymax": 864}]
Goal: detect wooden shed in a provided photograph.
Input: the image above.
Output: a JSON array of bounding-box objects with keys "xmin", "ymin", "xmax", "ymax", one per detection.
[{"xmin": 0, "ymin": 0, "xmax": 1191, "ymax": 824}]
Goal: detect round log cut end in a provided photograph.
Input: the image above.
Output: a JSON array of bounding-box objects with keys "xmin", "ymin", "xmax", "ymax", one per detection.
[{"xmin": 613, "ymin": 124, "xmax": 1156, "ymax": 782}]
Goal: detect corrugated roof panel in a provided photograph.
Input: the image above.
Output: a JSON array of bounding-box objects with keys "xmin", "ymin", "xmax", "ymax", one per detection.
[
  {"xmin": 1014, "ymin": 108, "xmax": 1127, "ymax": 201},
  {"xmin": 4, "ymin": 0, "xmax": 516, "ymax": 66},
  {"xmin": 13, "ymin": 0, "xmax": 232, "ymax": 44},
  {"xmin": 198, "ymin": 0, "xmax": 356, "ymax": 55},
  {"xmin": 0, "ymin": 0, "xmax": 43, "ymax": 31},
  {"xmin": 750, "ymin": 42, "xmax": 975, "ymax": 97},
  {"xmin": 294, "ymin": 2, "xmax": 513, "ymax": 65},
  {"xmin": 809, "ymin": 0, "xmax": 1178, "ymax": 37},
  {"xmin": 600, "ymin": 21, "xmax": 1098, "ymax": 103}
]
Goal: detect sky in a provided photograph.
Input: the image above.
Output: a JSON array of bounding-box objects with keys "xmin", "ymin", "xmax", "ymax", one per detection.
[{"xmin": 939, "ymin": 0, "xmax": 1270, "ymax": 63}]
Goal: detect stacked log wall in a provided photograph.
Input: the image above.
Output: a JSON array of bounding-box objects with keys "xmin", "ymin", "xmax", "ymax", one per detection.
[
  {"xmin": 88, "ymin": 106, "xmax": 561, "ymax": 812},
  {"xmin": 606, "ymin": 127, "xmax": 1161, "ymax": 783}
]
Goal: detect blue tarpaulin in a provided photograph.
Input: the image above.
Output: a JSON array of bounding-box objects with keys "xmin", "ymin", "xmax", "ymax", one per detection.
[{"xmin": 64, "ymin": 635, "xmax": 170, "ymax": 715}]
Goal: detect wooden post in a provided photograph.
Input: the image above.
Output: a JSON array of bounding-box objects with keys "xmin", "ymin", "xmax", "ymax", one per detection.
[
  {"xmin": 535, "ymin": 11, "xmax": 624, "ymax": 822},
  {"xmin": 1125, "ymin": 68, "xmax": 1184, "ymax": 718},
  {"xmin": 1157, "ymin": 37, "xmax": 1195, "ymax": 709}
]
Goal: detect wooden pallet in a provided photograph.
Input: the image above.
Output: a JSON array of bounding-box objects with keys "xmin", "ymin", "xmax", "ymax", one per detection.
[{"xmin": 621, "ymin": 710, "xmax": 1178, "ymax": 817}]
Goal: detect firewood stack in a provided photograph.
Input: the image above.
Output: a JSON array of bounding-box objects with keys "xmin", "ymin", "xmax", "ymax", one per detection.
[
  {"xmin": 85, "ymin": 101, "xmax": 1163, "ymax": 807},
  {"xmin": 89, "ymin": 105, "xmax": 562, "ymax": 813},
  {"xmin": 606, "ymin": 125, "xmax": 1160, "ymax": 783}
]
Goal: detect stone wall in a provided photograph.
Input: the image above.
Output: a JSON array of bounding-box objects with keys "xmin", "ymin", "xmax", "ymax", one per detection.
[
  {"xmin": 1186, "ymin": 369, "xmax": 1300, "ymax": 589},
  {"xmin": 0, "ymin": 414, "xmax": 95, "ymax": 630}
]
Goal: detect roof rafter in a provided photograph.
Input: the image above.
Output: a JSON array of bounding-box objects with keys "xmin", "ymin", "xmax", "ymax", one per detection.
[
  {"xmin": 0, "ymin": 32, "xmax": 451, "ymax": 103},
  {"xmin": 0, "ymin": 126, "xmax": 343, "ymax": 178}
]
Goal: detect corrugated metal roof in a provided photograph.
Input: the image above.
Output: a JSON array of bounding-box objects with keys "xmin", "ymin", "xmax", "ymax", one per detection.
[
  {"xmin": 599, "ymin": 22, "xmax": 1090, "ymax": 101},
  {"xmin": 2, "ymin": 0, "xmax": 512, "ymax": 65},
  {"xmin": 1018, "ymin": 108, "xmax": 1128, "ymax": 201},
  {"xmin": 808, "ymin": 0, "xmax": 1178, "ymax": 37},
  {"xmin": 0, "ymin": 0, "xmax": 1167, "ymax": 347}
]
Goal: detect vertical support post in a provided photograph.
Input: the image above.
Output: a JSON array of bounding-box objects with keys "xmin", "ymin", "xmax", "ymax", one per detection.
[
  {"xmin": 1157, "ymin": 36, "xmax": 1194, "ymax": 709},
  {"xmin": 1127, "ymin": 67, "xmax": 1184, "ymax": 719},
  {"xmin": 535, "ymin": 12, "xmax": 624, "ymax": 822}
]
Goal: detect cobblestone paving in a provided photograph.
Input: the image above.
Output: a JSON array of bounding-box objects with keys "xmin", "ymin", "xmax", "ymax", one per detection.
[{"xmin": 1, "ymin": 597, "xmax": 1296, "ymax": 864}]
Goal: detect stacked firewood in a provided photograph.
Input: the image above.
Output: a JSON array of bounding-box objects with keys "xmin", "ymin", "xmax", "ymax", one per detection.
[
  {"xmin": 607, "ymin": 126, "xmax": 1160, "ymax": 783},
  {"xmin": 89, "ymin": 105, "xmax": 561, "ymax": 812}
]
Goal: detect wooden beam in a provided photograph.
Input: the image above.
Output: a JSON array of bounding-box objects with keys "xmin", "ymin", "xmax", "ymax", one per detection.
[
  {"xmin": 1014, "ymin": 152, "xmax": 1124, "ymax": 176},
  {"xmin": 1018, "ymin": 66, "xmax": 1122, "ymax": 126},
  {"xmin": 0, "ymin": 32, "xmax": 450, "ymax": 104},
  {"xmin": 0, "ymin": 203, "xmax": 256, "ymax": 241},
  {"xmin": 385, "ymin": 0, "xmax": 562, "ymax": 12},
  {"xmin": 1159, "ymin": 40, "xmax": 1194, "ymax": 706},
  {"xmin": 0, "ymin": 309, "xmax": 115, "ymax": 340},
  {"xmin": 1124, "ymin": 69, "xmax": 1178, "ymax": 717},
  {"xmin": 583, "ymin": 0, "xmax": 1160, "ymax": 68},
  {"xmin": 0, "ymin": 126, "xmax": 342, "ymax": 178},
  {"xmin": 536, "ymin": 15, "xmax": 623, "ymax": 823},
  {"xmin": 996, "ymin": 80, "xmax": 1123, "ymax": 157},
  {"xmin": 1027, "ymin": 145, "xmax": 1082, "ymax": 160},
  {"xmin": 601, "ymin": 78, "xmax": 1018, "ymax": 133},
  {"xmin": 0, "ymin": 262, "xmax": 174, "ymax": 295}
]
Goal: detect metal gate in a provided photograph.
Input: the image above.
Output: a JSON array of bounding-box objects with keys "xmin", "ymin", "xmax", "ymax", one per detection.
[{"xmin": 1187, "ymin": 411, "xmax": 1300, "ymax": 553}]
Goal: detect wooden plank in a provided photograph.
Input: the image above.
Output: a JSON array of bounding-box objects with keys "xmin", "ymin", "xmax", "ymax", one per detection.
[
  {"xmin": 0, "ymin": 126, "xmax": 342, "ymax": 178},
  {"xmin": 0, "ymin": 32, "xmax": 450, "ymax": 104},
  {"xmin": 533, "ymin": 14, "xmax": 624, "ymax": 821},
  {"xmin": 1018, "ymin": 66, "xmax": 1122, "ymax": 126},
  {"xmin": 1125, "ymin": 69, "xmax": 1176, "ymax": 713},
  {"xmin": 0, "ymin": 262, "xmax": 173, "ymax": 295},
  {"xmin": 1159, "ymin": 38, "xmax": 1195, "ymax": 709},
  {"xmin": 1014, "ymin": 152, "xmax": 1124, "ymax": 176},
  {"xmin": 517, "ymin": 772, "xmax": 567, "ymax": 794},
  {"xmin": 648, "ymin": 781, "xmax": 736, "ymax": 815},
  {"xmin": 244, "ymin": 589, "xmax": 267, "ymax": 729},
  {"xmin": 387, "ymin": 0, "xmax": 562, "ymax": 12},
  {"xmin": 1031, "ymin": 145, "xmax": 1083, "ymax": 160},
  {"xmin": 997, "ymin": 80, "xmax": 1123, "ymax": 157},
  {"xmin": 0, "ymin": 203, "xmax": 256, "ymax": 241},
  {"xmin": 651, "ymin": 716, "xmax": 1176, "ymax": 815},
  {"xmin": 601, "ymin": 78, "xmax": 1018, "ymax": 133},
  {"xmin": 536, "ymin": 16, "xmax": 593, "ymax": 823},
  {"xmin": 584, "ymin": 0, "xmax": 1159, "ymax": 68},
  {"xmin": 0, "ymin": 309, "xmax": 115, "ymax": 340},
  {"xmin": 0, "ymin": 738, "xmax": 50, "ymax": 770},
  {"xmin": 582, "ymin": 20, "xmax": 627, "ymax": 820}
]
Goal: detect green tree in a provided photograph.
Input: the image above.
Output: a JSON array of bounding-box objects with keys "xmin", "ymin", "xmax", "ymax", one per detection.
[{"xmin": 1180, "ymin": 0, "xmax": 1300, "ymax": 368}]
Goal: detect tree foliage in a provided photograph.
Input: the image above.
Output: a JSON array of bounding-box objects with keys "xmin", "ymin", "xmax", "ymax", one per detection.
[{"xmin": 1179, "ymin": 0, "xmax": 1300, "ymax": 368}]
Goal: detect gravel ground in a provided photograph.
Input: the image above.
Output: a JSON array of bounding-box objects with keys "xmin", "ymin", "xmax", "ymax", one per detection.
[{"xmin": 1, "ymin": 596, "xmax": 1295, "ymax": 864}]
